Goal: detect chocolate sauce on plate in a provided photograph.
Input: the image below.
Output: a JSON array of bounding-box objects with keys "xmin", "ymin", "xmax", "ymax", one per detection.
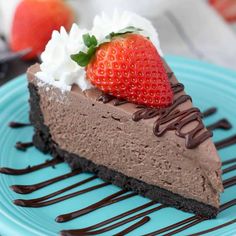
[
  {"xmin": 202, "ymin": 107, "xmax": 217, "ymax": 118},
  {"xmin": 60, "ymin": 204, "xmax": 164, "ymax": 235},
  {"xmin": 220, "ymin": 198, "xmax": 236, "ymax": 212},
  {"xmin": 14, "ymin": 176, "xmax": 102, "ymax": 207},
  {"xmin": 189, "ymin": 218, "xmax": 236, "ymax": 236},
  {"xmin": 206, "ymin": 119, "xmax": 232, "ymax": 131},
  {"xmin": 61, "ymin": 201, "xmax": 156, "ymax": 235},
  {"xmin": 114, "ymin": 216, "xmax": 150, "ymax": 236},
  {"xmin": 215, "ymin": 134, "xmax": 236, "ymax": 150},
  {"xmin": 11, "ymin": 169, "xmax": 81, "ymax": 194},
  {"xmin": 144, "ymin": 198, "xmax": 236, "ymax": 236},
  {"xmin": 56, "ymin": 190, "xmax": 135, "ymax": 223},
  {"xmin": 222, "ymin": 163, "xmax": 236, "ymax": 174},
  {"xmin": 8, "ymin": 121, "xmax": 31, "ymax": 128},
  {"xmin": 143, "ymin": 215, "xmax": 200, "ymax": 236},
  {"xmin": 223, "ymin": 176, "xmax": 236, "ymax": 189},
  {"xmin": 222, "ymin": 157, "xmax": 236, "ymax": 166},
  {"xmin": 15, "ymin": 141, "xmax": 34, "ymax": 151},
  {"xmin": 0, "ymin": 158, "xmax": 62, "ymax": 175}
]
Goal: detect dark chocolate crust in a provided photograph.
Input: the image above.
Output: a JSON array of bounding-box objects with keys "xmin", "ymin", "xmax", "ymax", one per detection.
[{"xmin": 28, "ymin": 82, "xmax": 218, "ymax": 218}]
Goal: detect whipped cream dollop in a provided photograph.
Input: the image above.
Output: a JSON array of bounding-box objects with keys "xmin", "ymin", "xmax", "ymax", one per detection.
[
  {"xmin": 37, "ymin": 11, "xmax": 163, "ymax": 91},
  {"xmin": 36, "ymin": 24, "xmax": 92, "ymax": 91},
  {"xmin": 92, "ymin": 10, "xmax": 163, "ymax": 56}
]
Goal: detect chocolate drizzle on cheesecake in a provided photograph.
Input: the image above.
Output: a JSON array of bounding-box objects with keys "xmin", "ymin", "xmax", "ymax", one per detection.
[
  {"xmin": 133, "ymin": 95, "xmax": 213, "ymax": 149},
  {"xmin": 171, "ymin": 82, "xmax": 185, "ymax": 94},
  {"xmin": 97, "ymin": 94, "xmax": 128, "ymax": 106},
  {"xmin": 97, "ymin": 75, "xmax": 213, "ymax": 149}
]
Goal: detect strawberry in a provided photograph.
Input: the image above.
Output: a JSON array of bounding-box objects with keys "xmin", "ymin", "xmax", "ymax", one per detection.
[
  {"xmin": 71, "ymin": 29, "xmax": 173, "ymax": 108},
  {"xmin": 10, "ymin": 0, "xmax": 74, "ymax": 60},
  {"xmin": 209, "ymin": 0, "xmax": 236, "ymax": 22}
]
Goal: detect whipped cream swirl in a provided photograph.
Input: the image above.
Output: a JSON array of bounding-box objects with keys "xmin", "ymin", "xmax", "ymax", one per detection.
[
  {"xmin": 37, "ymin": 11, "xmax": 163, "ymax": 91},
  {"xmin": 92, "ymin": 10, "xmax": 163, "ymax": 56},
  {"xmin": 36, "ymin": 24, "xmax": 92, "ymax": 91}
]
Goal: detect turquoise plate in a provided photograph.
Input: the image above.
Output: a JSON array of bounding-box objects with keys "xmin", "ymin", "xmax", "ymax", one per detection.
[{"xmin": 0, "ymin": 56, "xmax": 236, "ymax": 236}]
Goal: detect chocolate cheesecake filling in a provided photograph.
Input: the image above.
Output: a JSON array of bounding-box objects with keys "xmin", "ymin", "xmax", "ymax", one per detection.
[{"xmin": 27, "ymin": 62, "xmax": 223, "ymax": 217}]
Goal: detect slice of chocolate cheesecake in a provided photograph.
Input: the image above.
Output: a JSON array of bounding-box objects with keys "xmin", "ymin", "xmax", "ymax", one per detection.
[{"xmin": 27, "ymin": 62, "xmax": 223, "ymax": 218}]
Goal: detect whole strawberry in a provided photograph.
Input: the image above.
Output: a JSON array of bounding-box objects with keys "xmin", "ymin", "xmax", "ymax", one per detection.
[
  {"xmin": 72, "ymin": 28, "xmax": 173, "ymax": 108},
  {"xmin": 10, "ymin": 0, "xmax": 74, "ymax": 60}
]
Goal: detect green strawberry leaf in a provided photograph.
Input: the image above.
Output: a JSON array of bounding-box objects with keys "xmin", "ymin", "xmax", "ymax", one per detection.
[
  {"xmin": 71, "ymin": 52, "xmax": 90, "ymax": 67},
  {"xmin": 83, "ymin": 33, "xmax": 98, "ymax": 48},
  {"xmin": 71, "ymin": 26, "xmax": 143, "ymax": 67}
]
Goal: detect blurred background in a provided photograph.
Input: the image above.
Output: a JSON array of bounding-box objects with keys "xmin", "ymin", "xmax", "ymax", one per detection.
[{"xmin": 1, "ymin": 0, "xmax": 236, "ymax": 86}]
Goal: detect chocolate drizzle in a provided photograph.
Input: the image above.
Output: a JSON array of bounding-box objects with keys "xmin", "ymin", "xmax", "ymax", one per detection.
[
  {"xmin": 99, "ymin": 84, "xmax": 212, "ymax": 148},
  {"xmin": 56, "ymin": 190, "xmax": 137, "ymax": 223},
  {"xmin": 11, "ymin": 169, "xmax": 81, "ymax": 194},
  {"xmin": 60, "ymin": 204, "xmax": 164, "ymax": 235},
  {"xmin": 223, "ymin": 176, "xmax": 236, "ymax": 189},
  {"xmin": 95, "ymin": 68, "xmax": 212, "ymax": 149},
  {"xmin": 189, "ymin": 218, "xmax": 236, "ymax": 236},
  {"xmin": 202, "ymin": 107, "xmax": 217, "ymax": 118},
  {"xmin": 222, "ymin": 164, "xmax": 236, "ymax": 174},
  {"xmin": 167, "ymin": 72, "xmax": 174, "ymax": 79},
  {"xmin": 2, "ymin": 105, "xmax": 236, "ymax": 235},
  {"xmin": 60, "ymin": 201, "xmax": 156, "ymax": 235},
  {"xmin": 207, "ymin": 119, "xmax": 232, "ymax": 131},
  {"xmin": 14, "ymin": 176, "xmax": 103, "ymax": 207},
  {"xmin": 220, "ymin": 198, "xmax": 236, "ymax": 212},
  {"xmin": 215, "ymin": 134, "xmax": 236, "ymax": 150},
  {"xmin": 0, "ymin": 158, "xmax": 62, "ymax": 175},
  {"xmin": 143, "ymin": 199, "xmax": 236, "ymax": 236},
  {"xmin": 114, "ymin": 216, "xmax": 150, "ymax": 236},
  {"xmin": 222, "ymin": 157, "xmax": 236, "ymax": 166},
  {"xmin": 171, "ymin": 82, "xmax": 184, "ymax": 94},
  {"xmin": 15, "ymin": 141, "xmax": 34, "ymax": 151},
  {"xmin": 132, "ymin": 95, "xmax": 213, "ymax": 149},
  {"xmin": 8, "ymin": 121, "xmax": 31, "ymax": 128},
  {"xmin": 97, "ymin": 94, "xmax": 128, "ymax": 106},
  {"xmin": 143, "ymin": 216, "xmax": 201, "ymax": 236}
]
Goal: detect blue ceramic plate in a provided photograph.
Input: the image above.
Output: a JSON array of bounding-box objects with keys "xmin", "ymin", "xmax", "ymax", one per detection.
[{"xmin": 0, "ymin": 56, "xmax": 236, "ymax": 236}]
